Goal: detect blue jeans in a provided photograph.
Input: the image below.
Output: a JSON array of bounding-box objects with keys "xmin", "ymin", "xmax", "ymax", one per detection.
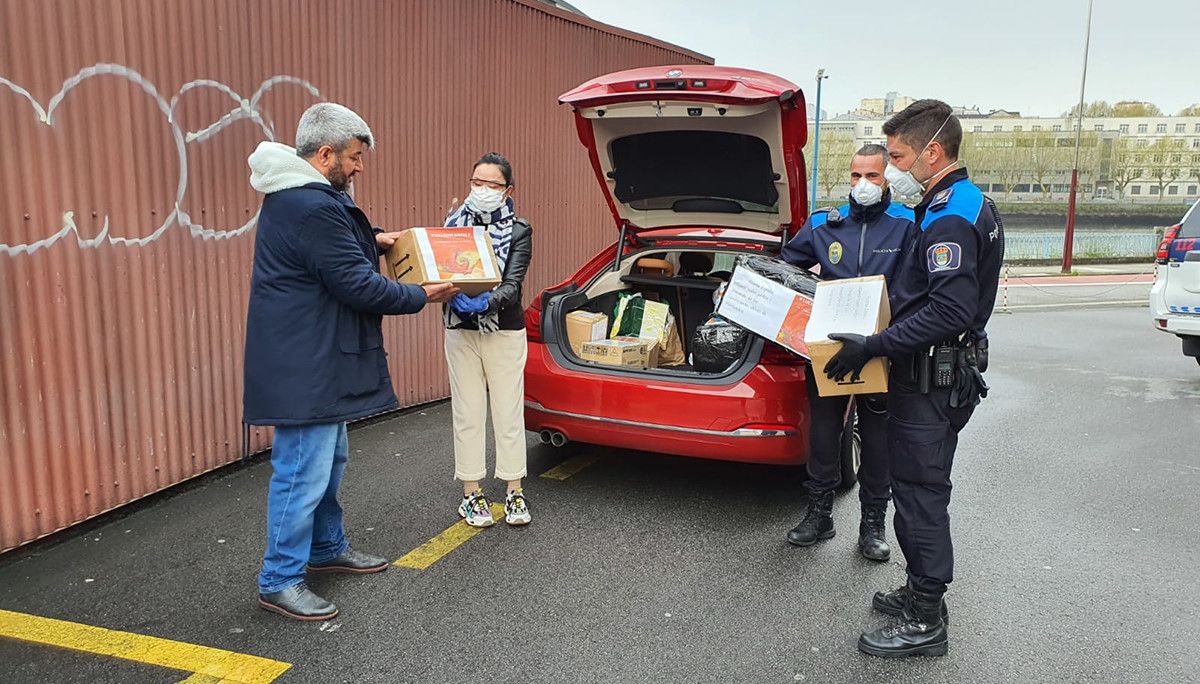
[{"xmin": 258, "ymin": 422, "xmax": 350, "ymax": 594}]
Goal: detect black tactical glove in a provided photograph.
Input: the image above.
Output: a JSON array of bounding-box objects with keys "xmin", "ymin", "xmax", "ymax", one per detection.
[{"xmin": 824, "ymin": 333, "xmax": 873, "ymax": 382}]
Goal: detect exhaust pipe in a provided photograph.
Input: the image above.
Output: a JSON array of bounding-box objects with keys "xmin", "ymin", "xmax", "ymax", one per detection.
[
  {"xmin": 549, "ymin": 431, "xmax": 568, "ymax": 448},
  {"xmin": 539, "ymin": 429, "xmax": 553, "ymax": 445}
]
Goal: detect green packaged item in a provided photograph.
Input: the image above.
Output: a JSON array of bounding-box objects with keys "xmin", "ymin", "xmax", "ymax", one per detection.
[{"xmin": 612, "ymin": 294, "xmax": 671, "ymax": 344}]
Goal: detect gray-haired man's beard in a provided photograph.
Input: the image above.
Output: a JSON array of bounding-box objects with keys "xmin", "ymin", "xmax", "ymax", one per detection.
[{"xmin": 327, "ymin": 166, "xmax": 351, "ymax": 193}]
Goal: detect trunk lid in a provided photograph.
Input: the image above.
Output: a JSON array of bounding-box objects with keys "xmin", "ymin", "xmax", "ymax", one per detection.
[{"xmin": 559, "ymin": 66, "xmax": 808, "ymax": 236}]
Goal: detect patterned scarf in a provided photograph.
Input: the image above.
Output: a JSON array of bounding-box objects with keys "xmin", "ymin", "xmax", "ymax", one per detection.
[{"xmin": 443, "ymin": 197, "xmax": 515, "ymax": 333}]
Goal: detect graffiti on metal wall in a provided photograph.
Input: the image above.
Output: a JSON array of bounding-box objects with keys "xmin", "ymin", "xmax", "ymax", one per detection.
[{"xmin": 0, "ymin": 63, "xmax": 323, "ymax": 256}]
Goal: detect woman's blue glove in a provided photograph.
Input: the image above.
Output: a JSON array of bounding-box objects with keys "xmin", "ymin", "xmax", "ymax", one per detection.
[{"xmin": 450, "ymin": 292, "xmax": 491, "ymax": 315}]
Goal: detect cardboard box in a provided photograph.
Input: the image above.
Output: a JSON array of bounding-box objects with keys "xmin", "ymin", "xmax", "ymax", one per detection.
[
  {"xmin": 580, "ymin": 338, "xmax": 656, "ymax": 369},
  {"xmin": 613, "ymin": 336, "xmax": 660, "ymax": 369},
  {"xmin": 566, "ymin": 311, "xmax": 608, "ymax": 356},
  {"xmin": 383, "ymin": 227, "xmax": 501, "ymax": 296},
  {"xmin": 803, "ymin": 275, "xmax": 891, "ymax": 397},
  {"xmin": 716, "ymin": 267, "xmax": 889, "ymax": 397}
]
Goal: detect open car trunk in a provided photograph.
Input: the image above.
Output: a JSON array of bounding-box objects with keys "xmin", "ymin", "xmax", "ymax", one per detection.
[{"xmin": 541, "ymin": 249, "xmax": 766, "ymax": 382}]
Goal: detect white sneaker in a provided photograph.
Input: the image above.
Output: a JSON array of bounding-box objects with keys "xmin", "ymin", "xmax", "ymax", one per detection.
[
  {"xmin": 458, "ymin": 491, "xmax": 494, "ymax": 528},
  {"xmin": 505, "ymin": 489, "xmax": 531, "ymax": 526}
]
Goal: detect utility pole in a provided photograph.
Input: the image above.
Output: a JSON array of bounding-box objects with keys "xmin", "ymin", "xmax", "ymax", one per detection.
[
  {"xmin": 810, "ymin": 68, "xmax": 827, "ymax": 214},
  {"xmin": 1062, "ymin": 0, "xmax": 1094, "ymax": 273}
]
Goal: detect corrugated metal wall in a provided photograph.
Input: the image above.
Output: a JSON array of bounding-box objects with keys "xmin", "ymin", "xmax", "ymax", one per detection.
[{"xmin": 0, "ymin": 0, "xmax": 711, "ymax": 552}]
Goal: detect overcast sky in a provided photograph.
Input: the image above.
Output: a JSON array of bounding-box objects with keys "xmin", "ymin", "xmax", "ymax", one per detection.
[{"xmin": 572, "ymin": 0, "xmax": 1200, "ymax": 118}]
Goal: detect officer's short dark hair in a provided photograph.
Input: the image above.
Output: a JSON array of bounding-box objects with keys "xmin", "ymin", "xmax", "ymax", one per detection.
[
  {"xmin": 882, "ymin": 99, "xmax": 961, "ymax": 160},
  {"xmin": 855, "ymin": 144, "xmax": 888, "ymax": 162}
]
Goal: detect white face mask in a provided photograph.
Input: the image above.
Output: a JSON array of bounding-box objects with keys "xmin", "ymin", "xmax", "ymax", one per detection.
[
  {"xmin": 466, "ymin": 185, "xmax": 507, "ymax": 214},
  {"xmin": 885, "ymin": 113, "xmax": 953, "ymax": 198},
  {"xmin": 850, "ymin": 179, "xmax": 884, "ymax": 207},
  {"xmin": 884, "ymin": 163, "xmax": 925, "ymax": 198}
]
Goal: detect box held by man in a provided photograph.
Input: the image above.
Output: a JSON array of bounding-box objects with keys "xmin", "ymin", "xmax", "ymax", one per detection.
[
  {"xmin": 384, "ymin": 227, "xmax": 501, "ymax": 296},
  {"xmin": 804, "ymin": 275, "xmax": 890, "ymax": 397}
]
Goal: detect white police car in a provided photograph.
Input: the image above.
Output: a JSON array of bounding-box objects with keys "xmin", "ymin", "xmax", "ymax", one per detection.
[{"xmin": 1150, "ymin": 199, "xmax": 1200, "ymax": 366}]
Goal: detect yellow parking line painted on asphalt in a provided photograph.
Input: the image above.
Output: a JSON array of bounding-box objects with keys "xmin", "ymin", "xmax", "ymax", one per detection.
[
  {"xmin": 393, "ymin": 503, "xmax": 506, "ymax": 570},
  {"xmin": 540, "ymin": 453, "xmax": 600, "ymax": 480},
  {"xmin": 177, "ymin": 675, "xmax": 223, "ymax": 683},
  {"xmin": 0, "ymin": 609, "xmax": 291, "ymax": 684}
]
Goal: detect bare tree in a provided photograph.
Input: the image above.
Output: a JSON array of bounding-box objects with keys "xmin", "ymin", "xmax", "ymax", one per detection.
[
  {"xmin": 805, "ymin": 130, "xmax": 857, "ymax": 202},
  {"xmin": 1026, "ymin": 131, "xmax": 1069, "ymax": 199},
  {"xmin": 1147, "ymin": 137, "xmax": 1182, "ymax": 200},
  {"xmin": 1107, "ymin": 137, "xmax": 1139, "ymax": 199}
]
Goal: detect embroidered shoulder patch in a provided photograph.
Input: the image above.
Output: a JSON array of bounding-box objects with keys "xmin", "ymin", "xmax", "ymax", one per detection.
[
  {"xmin": 927, "ymin": 242, "xmax": 962, "ymax": 272},
  {"xmin": 929, "ymin": 188, "xmax": 953, "ymax": 211}
]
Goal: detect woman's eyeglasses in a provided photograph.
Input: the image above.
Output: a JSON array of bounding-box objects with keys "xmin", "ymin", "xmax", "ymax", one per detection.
[{"xmin": 469, "ymin": 178, "xmax": 509, "ymax": 191}]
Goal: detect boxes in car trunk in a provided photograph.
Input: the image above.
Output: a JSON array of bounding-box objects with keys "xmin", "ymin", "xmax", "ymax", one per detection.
[
  {"xmin": 566, "ymin": 311, "xmax": 609, "ymax": 355},
  {"xmin": 383, "ymin": 227, "xmax": 501, "ymax": 296},
  {"xmin": 581, "ymin": 338, "xmax": 658, "ymax": 368}
]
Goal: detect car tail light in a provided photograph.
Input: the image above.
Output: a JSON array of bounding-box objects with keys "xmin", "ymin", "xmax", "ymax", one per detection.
[
  {"xmin": 1157, "ymin": 224, "xmax": 1181, "ymax": 264},
  {"xmin": 525, "ymin": 302, "xmax": 542, "ymax": 343},
  {"xmin": 760, "ymin": 342, "xmax": 805, "ymax": 366},
  {"xmin": 1156, "ymin": 319, "xmax": 1168, "ymax": 329}
]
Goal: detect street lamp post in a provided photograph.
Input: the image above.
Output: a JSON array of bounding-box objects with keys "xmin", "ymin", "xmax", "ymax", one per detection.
[
  {"xmin": 810, "ymin": 68, "xmax": 827, "ymax": 214},
  {"xmin": 1062, "ymin": 0, "xmax": 1095, "ymax": 273}
]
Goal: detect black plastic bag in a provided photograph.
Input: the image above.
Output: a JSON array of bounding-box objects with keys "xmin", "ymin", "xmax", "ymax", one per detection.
[
  {"xmin": 692, "ymin": 317, "xmax": 750, "ymax": 373},
  {"xmin": 735, "ymin": 255, "xmax": 819, "ymax": 297}
]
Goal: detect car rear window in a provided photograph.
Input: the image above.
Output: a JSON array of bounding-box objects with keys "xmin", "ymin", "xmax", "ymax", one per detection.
[
  {"xmin": 610, "ymin": 131, "xmax": 780, "ymax": 214},
  {"xmin": 1179, "ymin": 201, "xmax": 1200, "ymax": 238}
]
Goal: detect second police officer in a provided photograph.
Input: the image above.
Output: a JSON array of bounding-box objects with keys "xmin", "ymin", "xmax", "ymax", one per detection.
[
  {"xmin": 780, "ymin": 144, "xmax": 916, "ymax": 562},
  {"xmin": 823, "ymin": 100, "xmax": 1004, "ymax": 658}
]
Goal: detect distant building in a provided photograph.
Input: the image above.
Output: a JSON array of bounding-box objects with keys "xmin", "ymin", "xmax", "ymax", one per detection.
[
  {"xmin": 859, "ymin": 91, "xmax": 915, "ymax": 117},
  {"xmin": 810, "ymin": 110, "xmax": 1200, "ymax": 202}
]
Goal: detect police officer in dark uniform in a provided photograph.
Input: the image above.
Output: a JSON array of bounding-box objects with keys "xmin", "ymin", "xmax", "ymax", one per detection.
[
  {"xmin": 823, "ymin": 100, "xmax": 1003, "ymax": 658},
  {"xmin": 780, "ymin": 144, "xmax": 916, "ymax": 562}
]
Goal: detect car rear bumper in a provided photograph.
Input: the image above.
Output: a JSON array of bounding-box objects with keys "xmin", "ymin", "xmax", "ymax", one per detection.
[{"xmin": 524, "ymin": 342, "xmax": 808, "ymax": 465}]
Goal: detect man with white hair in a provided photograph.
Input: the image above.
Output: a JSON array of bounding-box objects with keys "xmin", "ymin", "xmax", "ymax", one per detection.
[{"xmin": 244, "ymin": 102, "xmax": 456, "ymax": 621}]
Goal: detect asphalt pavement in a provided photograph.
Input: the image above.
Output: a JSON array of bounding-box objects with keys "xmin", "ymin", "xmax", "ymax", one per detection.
[{"xmin": 1, "ymin": 304, "xmax": 1198, "ymax": 683}]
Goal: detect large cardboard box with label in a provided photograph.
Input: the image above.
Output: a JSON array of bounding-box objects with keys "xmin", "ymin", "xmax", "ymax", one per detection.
[
  {"xmin": 716, "ymin": 268, "xmax": 889, "ymax": 397},
  {"xmin": 383, "ymin": 227, "xmax": 501, "ymax": 296},
  {"xmin": 580, "ymin": 338, "xmax": 657, "ymax": 369},
  {"xmin": 566, "ymin": 311, "xmax": 608, "ymax": 356},
  {"xmin": 804, "ymin": 275, "xmax": 890, "ymax": 397}
]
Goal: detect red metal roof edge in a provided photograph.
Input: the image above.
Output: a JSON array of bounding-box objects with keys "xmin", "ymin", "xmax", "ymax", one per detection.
[{"xmin": 508, "ymin": 0, "xmax": 715, "ymax": 64}]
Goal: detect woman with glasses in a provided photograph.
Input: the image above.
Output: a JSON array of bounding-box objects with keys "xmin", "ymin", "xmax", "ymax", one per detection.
[{"xmin": 442, "ymin": 152, "xmax": 534, "ymax": 528}]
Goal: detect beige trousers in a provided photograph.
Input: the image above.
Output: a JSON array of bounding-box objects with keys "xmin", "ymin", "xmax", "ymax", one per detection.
[{"xmin": 444, "ymin": 328, "xmax": 529, "ymax": 482}]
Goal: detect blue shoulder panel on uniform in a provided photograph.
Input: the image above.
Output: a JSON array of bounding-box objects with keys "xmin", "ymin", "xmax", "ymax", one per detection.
[
  {"xmin": 809, "ymin": 210, "xmax": 829, "ymax": 229},
  {"xmin": 920, "ymin": 179, "xmax": 984, "ymax": 231},
  {"xmin": 884, "ymin": 202, "xmax": 915, "ymax": 222}
]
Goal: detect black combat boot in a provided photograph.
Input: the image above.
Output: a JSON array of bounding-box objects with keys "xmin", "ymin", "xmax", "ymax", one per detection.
[
  {"xmin": 786, "ymin": 489, "xmax": 835, "ymax": 546},
  {"xmin": 872, "ymin": 584, "xmax": 949, "ymax": 623},
  {"xmin": 858, "ymin": 504, "xmax": 890, "ymax": 562},
  {"xmin": 858, "ymin": 588, "xmax": 949, "ymax": 658}
]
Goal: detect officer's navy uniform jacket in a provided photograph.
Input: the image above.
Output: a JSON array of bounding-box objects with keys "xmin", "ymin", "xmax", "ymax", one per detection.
[
  {"xmin": 780, "ymin": 189, "xmax": 917, "ymax": 503},
  {"xmin": 781, "ymin": 190, "xmax": 916, "ymax": 284},
  {"xmin": 859, "ymin": 166, "xmax": 1005, "ymax": 598},
  {"xmin": 864, "ymin": 168, "xmax": 1003, "ymax": 358}
]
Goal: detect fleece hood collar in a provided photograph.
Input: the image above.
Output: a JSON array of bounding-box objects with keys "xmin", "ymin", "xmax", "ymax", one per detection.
[{"xmin": 248, "ymin": 141, "xmax": 331, "ymax": 194}]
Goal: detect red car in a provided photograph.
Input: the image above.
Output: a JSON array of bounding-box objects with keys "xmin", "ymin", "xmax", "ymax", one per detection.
[{"xmin": 524, "ymin": 65, "xmax": 858, "ymax": 476}]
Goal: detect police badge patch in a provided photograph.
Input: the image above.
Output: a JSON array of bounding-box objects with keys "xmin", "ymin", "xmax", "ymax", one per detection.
[
  {"xmin": 927, "ymin": 242, "xmax": 961, "ymax": 272},
  {"xmin": 828, "ymin": 241, "xmax": 844, "ymax": 265}
]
